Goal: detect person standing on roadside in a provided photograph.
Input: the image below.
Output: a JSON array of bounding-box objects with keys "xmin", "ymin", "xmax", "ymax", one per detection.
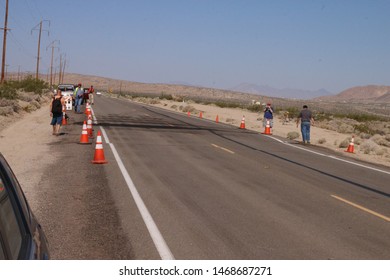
[
  {"xmin": 88, "ymin": 85, "xmax": 95, "ymax": 105},
  {"xmin": 50, "ymin": 89, "xmax": 65, "ymax": 136},
  {"xmin": 73, "ymin": 83, "xmax": 81, "ymax": 112},
  {"xmin": 263, "ymin": 103, "xmax": 274, "ymax": 128},
  {"xmin": 75, "ymin": 84, "xmax": 84, "ymax": 113},
  {"xmin": 296, "ymin": 105, "xmax": 314, "ymax": 144}
]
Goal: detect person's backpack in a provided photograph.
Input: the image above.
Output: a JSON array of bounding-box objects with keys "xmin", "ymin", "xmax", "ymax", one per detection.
[{"xmin": 52, "ymin": 97, "xmax": 62, "ymax": 114}]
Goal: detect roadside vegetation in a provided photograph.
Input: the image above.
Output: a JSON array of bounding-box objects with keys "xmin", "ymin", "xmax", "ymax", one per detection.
[{"xmin": 0, "ymin": 76, "xmax": 51, "ymax": 118}]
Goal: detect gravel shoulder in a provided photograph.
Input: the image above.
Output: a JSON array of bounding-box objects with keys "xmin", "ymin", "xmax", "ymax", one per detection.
[{"xmin": 0, "ymin": 103, "xmax": 57, "ymax": 204}]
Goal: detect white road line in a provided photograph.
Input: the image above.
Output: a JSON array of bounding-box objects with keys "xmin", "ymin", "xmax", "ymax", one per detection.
[
  {"xmin": 97, "ymin": 125, "xmax": 174, "ymax": 260},
  {"xmin": 265, "ymin": 135, "xmax": 390, "ymax": 175},
  {"xmin": 211, "ymin": 143, "xmax": 235, "ymax": 154}
]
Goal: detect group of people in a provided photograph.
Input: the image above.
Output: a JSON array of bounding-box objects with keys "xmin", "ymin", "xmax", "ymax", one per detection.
[
  {"xmin": 262, "ymin": 102, "xmax": 314, "ymax": 144},
  {"xmin": 74, "ymin": 84, "xmax": 95, "ymax": 114},
  {"xmin": 50, "ymin": 83, "xmax": 95, "ymax": 135}
]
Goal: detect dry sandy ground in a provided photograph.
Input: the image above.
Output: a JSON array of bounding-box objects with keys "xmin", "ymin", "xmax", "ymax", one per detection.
[{"xmin": 0, "ymin": 104, "xmax": 57, "ymax": 206}]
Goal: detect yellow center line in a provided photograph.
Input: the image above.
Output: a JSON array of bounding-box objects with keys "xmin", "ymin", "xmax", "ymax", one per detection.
[
  {"xmin": 331, "ymin": 195, "xmax": 390, "ymax": 222},
  {"xmin": 211, "ymin": 143, "xmax": 235, "ymax": 154}
]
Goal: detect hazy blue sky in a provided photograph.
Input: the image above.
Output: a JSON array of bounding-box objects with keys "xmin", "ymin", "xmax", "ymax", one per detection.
[{"xmin": 2, "ymin": 0, "xmax": 390, "ymax": 93}]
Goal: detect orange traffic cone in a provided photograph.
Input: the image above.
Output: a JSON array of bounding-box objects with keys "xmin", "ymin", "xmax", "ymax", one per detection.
[
  {"xmin": 92, "ymin": 131, "xmax": 107, "ymax": 164},
  {"xmin": 216, "ymin": 115, "xmax": 219, "ymax": 123},
  {"xmin": 84, "ymin": 102, "xmax": 89, "ymax": 114},
  {"xmin": 239, "ymin": 116, "xmax": 246, "ymax": 129},
  {"xmin": 199, "ymin": 111, "xmax": 203, "ymax": 118},
  {"xmin": 79, "ymin": 121, "xmax": 90, "ymax": 144},
  {"xmin": 61, "ymin": 111, "xmax": 67, "ymax": 125},
  {"xmin": 345, "ymin": 135, "xmax": 355, "ymax": 153},
  {"xmin": 262, "ymin": 119, "xmax": 272, "ymax": 135},
  {"xmin": 87, "ymin": 115, "xmax": 94, "ymax": 138},
  {"xmin": 86, "ymin": 106, "xmax": 92, "ymax": 117}
]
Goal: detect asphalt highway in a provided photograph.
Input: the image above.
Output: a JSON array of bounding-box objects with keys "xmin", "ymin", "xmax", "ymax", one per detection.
[{"xmin": 40, "ymin": 95, "xmax": 390, "ymax": 259}]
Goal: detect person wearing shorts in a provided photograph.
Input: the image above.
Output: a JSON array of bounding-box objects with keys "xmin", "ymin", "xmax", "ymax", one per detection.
[{"xmin": 50, "ymin": 90, "xmax": 65, "ymax": 136}]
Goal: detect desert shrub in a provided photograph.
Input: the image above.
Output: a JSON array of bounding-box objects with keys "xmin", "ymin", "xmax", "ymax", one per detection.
[
  {"xmin": 173, "ymin": 96, "xmax": 184, "ymax": 102},
  {"xmin": 317, "ymin": 138, "xmax": 327, "ymax": 144},
  {"xmin": 0, "ymin": 106, "xmax": 13, "ymax": 116},
  {"xmin": 339, "ymin": 137, "xmax": 351, "ymax": 148},
  {"xmin": 171, "ymin": 105, "xmax": 178, "ymax": 110},
  {"xmin": 359, "ymin": 132, "xmax": 372, "ymax": 139},
  {"xmin": 334, "ymin": 113, "xmax": 384, "ymax": 122},
  {"xmin": 360, "ymin": 140, "xmax": 380, "ymax": 154},
  {"xmin": 247, "ymin": 104, "xmax": 262, "ymax": 112},
  {"xmin": 353, "ymin": 124, "xmax": 376, "ymax": 135},
  {"xmin": 371, "ymin": 135, "xmax": 390, "ymax": 147},
  {"xmin": 11, "ymin": 76, "xmax": 48, "ymax": 94},
  {"xmin": 182, "ymin": 105, "xmax": 196, "ymax": 113},
  {"xmin": 336, "ymin": 123, "xmax": 354, "ymax": 134},
  {"xmin": 215, "ymin": 101, "xmax": 242, "ymax": 109},
  {"xmin": 23, "ymin": 104, "xmax": 36, "ymax": 112},
  {"xmin": 12, "ymin": 103, "xmax": 22, "ymax": 113},
  {"xmin": 149, "ymin": 99, "xmax": 160, "ymax": 105},
  {"xmin": 0, "ymin": 98, "xmax": 14, "ymax": 106},
  {"xmin": 0, "ymin": 84, "xmax": 17, "ymax": 99},
  {"xmin": 354, "ymin": 137, "xmax": 362, "ymax": 145},
  {"xmin": 160, "ymin": 93, "xmax": 173, "ymax": 100},
  {"xmin": 375, "ymin": 148, "xmax": 387, "ymax": 156},
  {"xmin": 287, "ymin": 131, "xmax": 300, "ymax": 140},
  {"xmin": 314, "ymin": 112, "xmax": 332, "ymax": 121}
]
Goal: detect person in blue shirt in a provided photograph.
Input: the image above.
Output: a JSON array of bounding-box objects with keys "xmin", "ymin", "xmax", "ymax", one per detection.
[
  {"xmin": 75, "ymin": 84, "xmax": 84, "ymax": 113},
  {"xmin": 263, "ymin": 103, "xmax": 274, "ymax": 128}
]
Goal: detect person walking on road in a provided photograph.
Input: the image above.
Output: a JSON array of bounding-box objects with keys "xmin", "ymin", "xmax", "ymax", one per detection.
[
  {"xmin": 88, "ymin": 85, "xmax": 95, "ymax": 105},
  {"xmin": 263, "ymin": 103, "xmax": 274, "ymax": 128},
  {"xmin": 75, "ymin": 84, "xmax": 84, "ymax": 113},
  {"xmin": 50, "ymin": 89, "xmax": 65, "ymax": 136},
  {"xmin": 296, "ymin": 105, "xmax": 314, "ymax": 144}
]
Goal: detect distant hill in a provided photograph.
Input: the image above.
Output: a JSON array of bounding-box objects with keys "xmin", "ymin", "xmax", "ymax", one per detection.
[
  {"xmin": 316, "ymin": 85, "xmax": 390, "ymax": 103},
  {"xmin": 229, "ymin": 83, "xmax": 331, "ymax": 100},
  {"xmin": 60, "ymin": 73, "xmax": 271, "ymax": 103}
]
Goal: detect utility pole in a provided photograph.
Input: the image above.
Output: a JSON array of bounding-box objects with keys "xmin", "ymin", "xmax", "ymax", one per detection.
[
  {"xmin": 61, "ymin": 57, "xmax": 67, "ymax": 83},
  {"xmin": 31, "ymin": 20, "xmax": 50, "ymax": 80},
  {"xmin": 1, "ymin": 0, "xmax": 9, "ymax": 83},
  {"xmin": 46, "ymin": 39, "xmax": 59, "ymax": 88}
]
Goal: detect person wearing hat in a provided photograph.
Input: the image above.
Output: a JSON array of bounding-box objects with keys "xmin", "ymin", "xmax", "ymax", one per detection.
[{"xmin": 263, "ymin": 102, "xmax": 274, "ymax": 128}]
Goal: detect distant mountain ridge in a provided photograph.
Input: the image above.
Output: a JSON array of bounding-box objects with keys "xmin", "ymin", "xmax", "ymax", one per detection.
[
  {"xmin": 315, "ymin": 85, "xmax": 390, "ymax": 103},
  {"xmin": 58, "ymin": 73, "xmax": 390, "ymax": 104},
  {"xmin": 229, "ymin": 83, "xmax": 331, "ymax": 100}
]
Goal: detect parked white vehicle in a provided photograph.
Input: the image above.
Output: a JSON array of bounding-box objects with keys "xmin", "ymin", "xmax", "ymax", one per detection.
[{"xmin": 58, "ymin": 84, "xmax": 75, "ymax": 110}]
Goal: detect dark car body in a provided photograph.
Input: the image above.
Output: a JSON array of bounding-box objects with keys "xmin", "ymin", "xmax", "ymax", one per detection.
[{"xmin": 0, "ymin": 153, "xmax": 49, "ymax": 259}]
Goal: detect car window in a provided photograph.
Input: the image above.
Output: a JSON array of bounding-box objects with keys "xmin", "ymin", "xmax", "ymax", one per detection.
[{"xmin": 0, "ymin": 177, "xmax": 23, "ymax": 259}]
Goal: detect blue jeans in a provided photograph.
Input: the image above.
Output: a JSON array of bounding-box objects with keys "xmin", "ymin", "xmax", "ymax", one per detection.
[
  {"xmin": 301, "ymin": 122, "xmax": 311, "ymax": 143},
  {"xmin": 75, "ymin": 97, "xmax": 83, "ymax": 113}
]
